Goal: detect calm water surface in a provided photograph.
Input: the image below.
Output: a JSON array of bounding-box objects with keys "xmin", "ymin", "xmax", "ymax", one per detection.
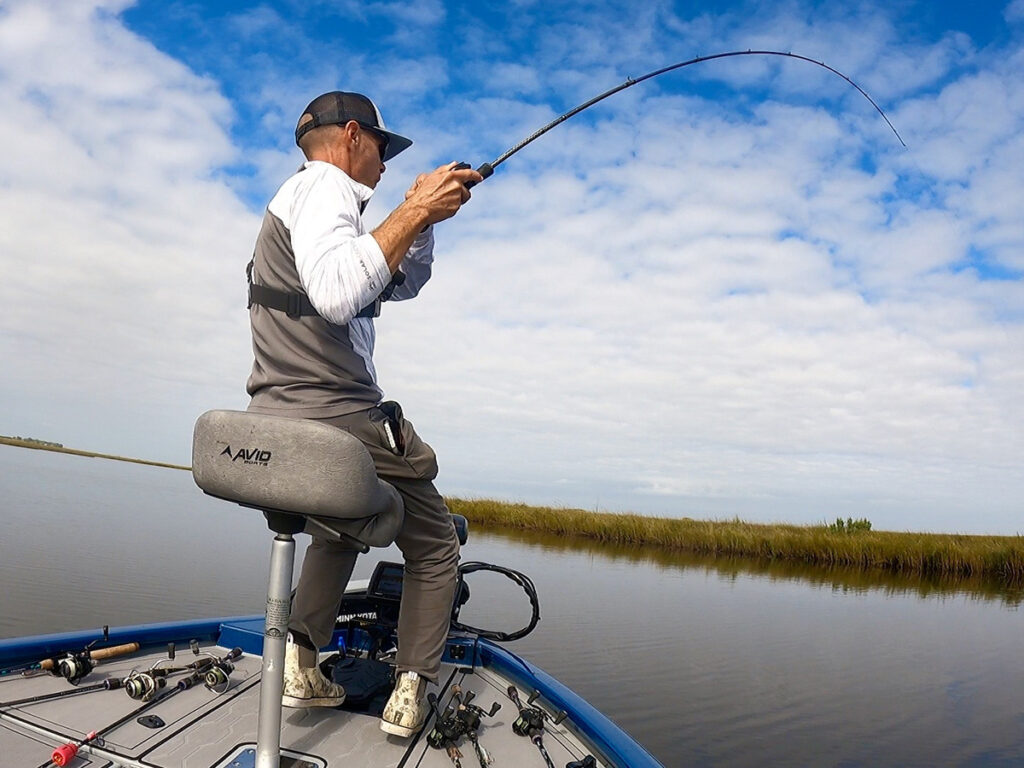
[{"xmin": 1, "ymin": 444, "xmax": 1022, "ymax": 767}]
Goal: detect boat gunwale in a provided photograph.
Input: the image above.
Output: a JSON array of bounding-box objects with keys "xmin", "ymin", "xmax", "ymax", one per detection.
[{"xmin": 1, "ymin": 615, "xmax": 663, "ymax": 768}]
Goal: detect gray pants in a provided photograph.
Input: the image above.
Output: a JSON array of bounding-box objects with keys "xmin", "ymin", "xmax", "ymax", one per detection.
[{"xmin": 289, "ymin": 403, "xmax": 460, "ymax": 682}]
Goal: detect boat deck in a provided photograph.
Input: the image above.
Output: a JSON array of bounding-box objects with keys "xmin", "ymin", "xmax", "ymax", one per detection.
[{"xmin": 1, "ymin": 640, "xmax": 601, "ymax": 768}]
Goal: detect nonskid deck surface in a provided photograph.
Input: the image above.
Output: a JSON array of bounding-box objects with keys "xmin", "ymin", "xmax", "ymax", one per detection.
[{"xmin": 0, "ymin": 642, "xmax": 603, "ymax": 768}]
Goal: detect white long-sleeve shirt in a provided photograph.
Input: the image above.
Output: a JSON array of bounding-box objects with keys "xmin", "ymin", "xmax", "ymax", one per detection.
[{"xmin": 247, "ymin": 162, "xmax": 434, "ymax": 415}]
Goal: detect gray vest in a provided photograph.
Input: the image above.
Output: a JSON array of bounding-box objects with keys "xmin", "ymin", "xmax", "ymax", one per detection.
[{"xmin": 246, "ymin": 209, "xmax": 382, "ymax": 417}]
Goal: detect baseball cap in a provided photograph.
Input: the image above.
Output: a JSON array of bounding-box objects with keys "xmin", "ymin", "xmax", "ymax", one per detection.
[{"xmin": 295, "ymin": 91, "xmax": 413, "ymax": 162}]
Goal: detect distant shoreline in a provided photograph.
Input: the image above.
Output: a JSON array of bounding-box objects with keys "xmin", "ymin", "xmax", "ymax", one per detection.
[
  {"xmin": 4, "ymin": 436, "xmax": 1020, "ymax": 584},
  {"xmin": 447, "ymin": 499, "xmax": 1024, "ymax": 586},
  {"xmin": 0, "ymin": 436, "xmax": 190, "ymax": 471}
]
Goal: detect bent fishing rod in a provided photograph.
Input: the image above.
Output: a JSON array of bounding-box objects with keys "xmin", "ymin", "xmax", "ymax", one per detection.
[{"xmin": 458, "ymin": 49, "xmax": 905, "ymax": 187}]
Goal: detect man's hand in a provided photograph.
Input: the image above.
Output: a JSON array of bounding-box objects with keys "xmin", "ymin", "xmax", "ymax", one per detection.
[
  {"xmin": 403, "ymin": 162, "xmax": 483, "ymax": 225},
  {"xmin": 373, "ymin": 162, "xmax": 483, "ymax": 272}
]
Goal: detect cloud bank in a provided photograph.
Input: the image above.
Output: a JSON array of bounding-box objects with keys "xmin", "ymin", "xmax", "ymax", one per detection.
[{"xmin": 1, "ymin": 0, "xmax": 1021, "ymax": 533}]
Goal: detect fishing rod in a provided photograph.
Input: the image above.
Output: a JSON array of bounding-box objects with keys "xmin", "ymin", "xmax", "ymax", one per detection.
[
  {"xmin": 507, "ymin": 685, "xmax": 567, "ymax": 768},
  {"xmin": 1, "ymin": 677, "xmax": 126, "ymax": 709},
  {"xmin": 2, "ymin": 643, "xmax": 232, "ymax": 709},
  {"xmin": 40, "ymin": 647, "xmax": 242, "ymax": 767},
  {"xmin": 427, "ymin": 685, "xmax": 501, "ymax": 768},
  {"xmin": 460, "ymin": 49, "xmax": 905, "ymax": 188},
  {"xmin": 1, "ymin": 626, "xmax": 140, "ymax": 684},
  {"xmin": 126, "ymin": 639, "xmax": 243, "ymax": 699}
]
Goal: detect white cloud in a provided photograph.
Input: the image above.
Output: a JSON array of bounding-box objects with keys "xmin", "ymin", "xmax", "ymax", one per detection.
[
  {"xmin": 0, "ymin": 0, "xmax": 256, "ymax": 458},
  {"xmin": 1, "ymin": 0, "xmax": 1022, "ymax": 536}
]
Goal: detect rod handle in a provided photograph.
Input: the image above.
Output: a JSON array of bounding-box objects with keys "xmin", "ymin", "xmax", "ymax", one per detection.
[
  {"xmin": 40, "ymin": 641, "xmax": 142, "ymax": 669},
  {"xmin": 90, "ymin": 642, "xmax": 141, "ymax": 661},
  {"xmin": 453, "ymin": 161, "xmax": 493, "ymax": 189}
]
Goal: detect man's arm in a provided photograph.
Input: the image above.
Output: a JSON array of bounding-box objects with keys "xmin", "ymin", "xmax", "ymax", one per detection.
[
  {"xmin": 371, "ymin": 163, "xmax": 481, "ymax": 273},
  {"xmin": 388, "ymin": 226, "xmax": 434, "ymax": 302}
]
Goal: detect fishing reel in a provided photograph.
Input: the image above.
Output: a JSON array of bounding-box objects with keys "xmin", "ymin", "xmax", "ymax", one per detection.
[
  {"xmin": 452, "ymin": 687, "xmax": 501, "ymax": 733},
  {"xmin": 199, "ymin": 647, "xmax": 242, "ymax": 693},
  {"xmin": 130, "ymin": 643, "xmax": 241, "ymax": 699},
  {"xmin": 426, "ymin": 693, "xmax": 466, "ymax": 751},
  {"xmin": 47, "ymin": 626, "xmax": 115, "ymax": 685},
  {"xmin": 427, "ymin": 686, "xmax": 501, "ymax": 767},
  {"xmin": 123, "ymin": 670, "xmax": 168, "ymax": 701},
  {"xmin": 53, "ymin": 652, "xmax": 94, "ymax": 686},
  {"xmin": 202, "ymin": 657, "xmax": 236, "ymax": 692},
  {"xmin": 507, "ymin": 685, "xmax": 565, "ymax": 737}
]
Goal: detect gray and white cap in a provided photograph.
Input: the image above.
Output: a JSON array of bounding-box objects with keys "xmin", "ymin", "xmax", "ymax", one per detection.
[{"xmin": 295, "ymin": 91, "xmax": 413, "ymax": 162}]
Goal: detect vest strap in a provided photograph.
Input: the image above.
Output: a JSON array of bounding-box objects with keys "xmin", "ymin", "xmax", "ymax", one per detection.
[{"xmin": 246, "ymin": 259, "xmax": 404, "ymax": 321}]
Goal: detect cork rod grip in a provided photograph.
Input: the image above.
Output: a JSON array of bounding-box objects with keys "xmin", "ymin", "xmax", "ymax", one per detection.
[{"xmin": 38, "ymin": 642, "xmax": 141, "ymax": 670}]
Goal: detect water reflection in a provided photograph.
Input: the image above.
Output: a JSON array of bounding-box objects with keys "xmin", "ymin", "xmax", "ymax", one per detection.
[
  {"xmin": 4, "ymin": 446, "xmax": 1024, "ymax": 767},
  {"xmin": 480, "ymin": 525, "xmax": 1024, "ymax": 608}
]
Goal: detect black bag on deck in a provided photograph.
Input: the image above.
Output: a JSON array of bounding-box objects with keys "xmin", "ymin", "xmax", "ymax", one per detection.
[{"xmin": 326, "ymin": 656, "xmax": 394, "ymax": 713}]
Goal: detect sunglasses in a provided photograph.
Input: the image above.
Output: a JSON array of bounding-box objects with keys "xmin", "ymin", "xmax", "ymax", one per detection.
[{"xmin": 358, "ymin": 123, "xmax": 389, "ymax": 162}]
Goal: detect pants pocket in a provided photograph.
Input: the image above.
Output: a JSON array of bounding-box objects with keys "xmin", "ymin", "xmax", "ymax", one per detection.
[{"xmin": 367, "ymin": 403, "xmax": 438, "ymax": 481}]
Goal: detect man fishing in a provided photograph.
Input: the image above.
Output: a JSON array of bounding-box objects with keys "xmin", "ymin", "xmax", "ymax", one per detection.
[{"xmin": 245, "ymin": 90, "xmax": 481, "ymax": 737}]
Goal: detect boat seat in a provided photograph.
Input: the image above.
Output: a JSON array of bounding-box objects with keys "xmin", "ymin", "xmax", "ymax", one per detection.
[{"xmin": 191, "ymin": 410, "xmax": 403, "ymax": 550}]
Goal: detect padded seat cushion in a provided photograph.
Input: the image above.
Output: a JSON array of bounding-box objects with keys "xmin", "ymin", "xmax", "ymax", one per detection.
[{"xmin": 192, "ymin": 410, "xmax": 403, "ymax": 548}]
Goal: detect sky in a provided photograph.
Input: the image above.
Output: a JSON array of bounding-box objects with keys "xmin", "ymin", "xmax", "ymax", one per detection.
[{"xmin": 0, "ymin": 0, "xmax": 1022, "ymax": 534}]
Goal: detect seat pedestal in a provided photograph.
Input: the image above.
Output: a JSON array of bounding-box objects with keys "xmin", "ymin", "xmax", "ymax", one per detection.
[{"xmin": 256, "ymin": 513, "xmax": 305, "ymax": 768}]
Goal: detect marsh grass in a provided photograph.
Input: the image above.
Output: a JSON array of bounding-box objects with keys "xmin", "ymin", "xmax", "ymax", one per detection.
[
  {"xmin": 5, "ymin": 438, "xmax": 1019, "ymax": 585},
  {"xmin": 448, "ymin": 498, "xmax": 1024, "ymax": 584}
]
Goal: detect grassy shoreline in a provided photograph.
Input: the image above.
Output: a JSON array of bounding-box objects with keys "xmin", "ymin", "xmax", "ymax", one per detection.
[
  {"xmin": 447, "ymin": 498, "xmax": 1024, "ymax": 584},
  {"xmin": 5, "ymin": 438, "xmax": 1020, "ymax": 584}
]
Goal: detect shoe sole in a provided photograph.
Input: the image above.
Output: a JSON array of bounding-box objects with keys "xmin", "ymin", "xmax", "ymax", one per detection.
[
  {"xmin": 282, "ymin": 694, "xmax": 346, "ymax": 708},
  {"xmin": 379, "ymin": 718, "xmax": 421, "ymax": 738}
]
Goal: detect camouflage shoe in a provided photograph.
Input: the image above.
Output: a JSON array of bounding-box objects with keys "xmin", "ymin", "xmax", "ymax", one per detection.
[
  {"xmin": 282, "ymin": 634, "xmax": 346, "ymax": 708},
  {"xmin": 380, "ymin": 671, "xmax": 428, "ymax": 737}
]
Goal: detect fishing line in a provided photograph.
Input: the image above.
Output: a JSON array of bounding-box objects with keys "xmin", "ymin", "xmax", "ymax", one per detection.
[{"xmin": 461, "ymin": 50, "xmax": 905, "ymax": 187}]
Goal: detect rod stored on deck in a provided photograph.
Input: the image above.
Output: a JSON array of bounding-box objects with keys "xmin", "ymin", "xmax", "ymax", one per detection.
[
  {"xmin": 427, "ymin": 685, "xmax": 501, "ymax": 768},
  {"xmin": 507, "ymin": 685, "xmax": 567, "ymax": 768},
  {"xmin": 41, "ymin": 647, "xmax": 242, "ymax": 767},
  {"xmin": 0, "ymin": 625, "xmax": 140, "ymax": 684}
]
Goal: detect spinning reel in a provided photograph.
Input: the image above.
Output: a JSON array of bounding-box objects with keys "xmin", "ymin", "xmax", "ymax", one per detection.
[
  {"xmin": 123, "ymin": 643, "xmax": 242, "ymax": 701},
  {"xmin": 49, "ymin": 626, "xmax": 114, "ymax": 685}
]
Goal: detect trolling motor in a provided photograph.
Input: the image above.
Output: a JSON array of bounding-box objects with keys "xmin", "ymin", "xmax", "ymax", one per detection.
[
  {"xmin": 427, "ymin": 685, "xmax": 501, "ymax": 768},
  {"xmin": 507, "ymin": 685, "xmax": 568, "ymax": 768}
]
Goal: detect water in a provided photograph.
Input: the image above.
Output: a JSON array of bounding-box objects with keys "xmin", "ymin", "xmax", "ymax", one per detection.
[{"xmin": 1, "ymin": 444, "xmax": 1022, "ymax": 767}]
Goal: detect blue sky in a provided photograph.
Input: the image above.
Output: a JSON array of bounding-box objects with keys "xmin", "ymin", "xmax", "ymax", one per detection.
[{"xmin": 1, "ymin": 0, "xmax": 1022, "ymax": 533}]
